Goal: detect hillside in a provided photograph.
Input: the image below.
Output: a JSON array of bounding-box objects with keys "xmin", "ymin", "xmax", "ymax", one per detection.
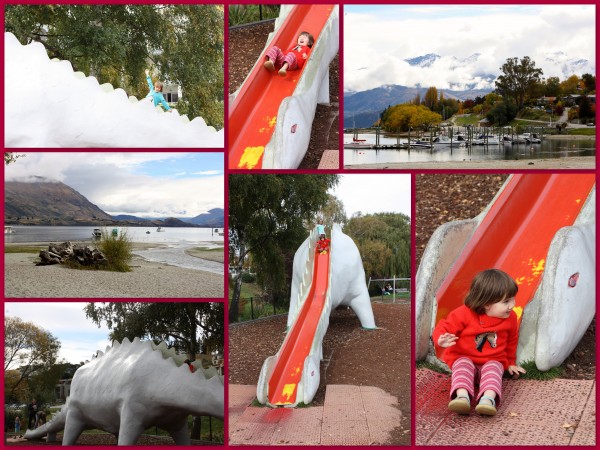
[
  {"xmin": 184, "ymin": 208, "xmax": 224, "ymax": 227},
  {"xmin": 344, "ymin": 85, "xmax": 492, "ymax": 128},
  {"xmin": 5, "ymin": 178, "xmax": 113, "ymax": 225}
]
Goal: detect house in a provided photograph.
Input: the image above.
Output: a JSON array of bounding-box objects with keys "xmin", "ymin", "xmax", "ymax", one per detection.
[{"xmin": 478, "ymin": 118, "xmax": 491, "ymax": 127}]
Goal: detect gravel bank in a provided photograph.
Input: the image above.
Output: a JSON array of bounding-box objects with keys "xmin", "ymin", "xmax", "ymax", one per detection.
[{"xmin": 4, "ymin": 253, "xmax": 223, "ymax": 298}]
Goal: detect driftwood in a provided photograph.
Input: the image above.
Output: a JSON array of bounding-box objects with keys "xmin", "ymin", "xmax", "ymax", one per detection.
[{"xmin": 37, "ymin": 241, "xmax": 108, "ymax": 267}]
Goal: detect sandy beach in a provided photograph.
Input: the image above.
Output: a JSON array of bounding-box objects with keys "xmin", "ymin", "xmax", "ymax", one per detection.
[
  {"xmin": 345, "ymin": 156, "xmax": 596, "ymax": 170},
  {"xmin": 4, "ymin": 243, "xmax": 224, "ymax": 298}
]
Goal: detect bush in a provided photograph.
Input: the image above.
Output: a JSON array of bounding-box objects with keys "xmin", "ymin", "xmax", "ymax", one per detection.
[
  {"xmin": 241, "ymin": 272, "xmax": 256, "ymax": 283},
  {"xmin": 96, "ymin": 228, "xmax": 133, "ymax": 272}
]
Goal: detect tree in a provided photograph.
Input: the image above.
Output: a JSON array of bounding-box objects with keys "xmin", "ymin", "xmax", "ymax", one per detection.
[
  {"xmin": 544, "ymin": 76, "xmax": 562, "ymax": 97},
  {"xmin": 578, "ymin": 95, "xmax": 594, "ymax": 120},
  {"xmin": 5, "ymin": 5, "xmax": 224, "ymax": 128},
  {"xmin": 486, "ymin": 101, "xmax": 518, "ymax": 126},
  {"xmin": 5, "ymin": 153, "xmax": 25, "ymax": 165},
  {"xmin": 84, "ymin": 302, "xmax": 224, "ymax": 358},
  {"xmin": 381, "ymin": 104, "xmax": 441, "ymax": 132},
  {"xmin": 423, "ymin": 87, "xmax": 438, "ymax": 112},
  {"xmin": 343, "ymin": 213, "xmax": 410, "ymax": 280},
  {"xmin": 581, "ymin": 73, "xmax": 596, "ymax": 94},
  {"xmin": 4, "ymin": 317, "xmax": 61, "ymax": 399},
  {"xmin": 495, "ymin": 56, "xmax": 543, "ymax": 109},
  {"xmin": 314, "ymin": 194, "xmax": 347, "ymax": 229},
  {"xmin": 559, "ymin": 75, "xmax": 580, "ymax": 96},
  {"xmin": 228, "ymin": 175, "xmax": 339, "ymax": 322}
]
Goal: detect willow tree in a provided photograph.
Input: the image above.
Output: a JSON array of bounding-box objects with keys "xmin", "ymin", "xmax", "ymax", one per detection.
[
  {"xmin": 228, "ymin": 174, "xmax": 339, "ymax": 322},
  {"xmin": 5, "ymin": 4, "xmax": 224, "ymax": 128}
]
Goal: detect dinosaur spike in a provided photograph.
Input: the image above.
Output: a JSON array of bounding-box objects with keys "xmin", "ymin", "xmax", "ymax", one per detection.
[
  {"xmin": 96, "ymin": 350, "xmax": 104, "ymax": 358},
  {"xmin": 132, "ymin": 336, "xmax": 141, "ymax": 344}
]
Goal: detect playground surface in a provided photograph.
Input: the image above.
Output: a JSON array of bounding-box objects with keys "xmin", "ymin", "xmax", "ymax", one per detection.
[
  {"xmin": 229, "ymin": 20, "xmax": 339, "ymax": 169},
  {"xmin": 230, "ymin": 384, "xmax": 400, "ymax": 445},
  {"xmin": 416, "ymin": 368, "xmax": 596, "ymax": 445},
  {"xmin": 229, "ymin": 301, "xmax": 411, "ymax": 444}
]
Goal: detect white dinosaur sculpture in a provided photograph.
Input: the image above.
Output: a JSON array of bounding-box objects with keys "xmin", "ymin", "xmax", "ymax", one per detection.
[
  {"xmin": 24, "ymin": 337, "xmax": 223, "ymax": 445},
  {"xmin": 5, "ymin": 32, "xmax": 224, "ymax": 148}
]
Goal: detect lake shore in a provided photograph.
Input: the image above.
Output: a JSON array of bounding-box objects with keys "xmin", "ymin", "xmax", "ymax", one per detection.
[
  {"xmin": 4, "ymin": 243, "xmax": 224, "ymax": 298},
  {"xmin": 345, "ymin": 156, "xmax": 596, "ymax": 170}
]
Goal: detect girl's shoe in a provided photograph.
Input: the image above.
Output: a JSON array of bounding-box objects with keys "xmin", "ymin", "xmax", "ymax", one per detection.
[
  {"xmin": 448, "ymin": 394, "xmax": 471, "ymax": 415},
  {"xmin": 278, "ymin": 68, "xmax": 287, "ymax": 77},
  {"xmin": 475, "ymin": 395, "xmax": 497, "ymax": 416},
  {"xmin": 264, "ymin": 60, "xmax": 275, "ymax": 72}
]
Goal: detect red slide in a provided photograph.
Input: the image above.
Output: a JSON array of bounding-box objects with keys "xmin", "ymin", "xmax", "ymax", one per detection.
[
  {"xmin": 434, "ymin": 174, "xmax": 595, "ymax": 358},
  {"xmin": 228, "ymin": 5, "xmax": 335, "ymax": 169},
  {"xmin": 267, "ymin": 250, "xmax": 330, "ymax": 406}
]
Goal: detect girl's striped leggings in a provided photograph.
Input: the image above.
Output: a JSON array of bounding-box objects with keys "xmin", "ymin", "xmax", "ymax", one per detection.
[
  {"xmin": 450, "ymin": 357, "xmax": 504, "ymax": 405},
  {"xmin": 265, "ymin": 47, "xmax": 298, "ymax": 70}
]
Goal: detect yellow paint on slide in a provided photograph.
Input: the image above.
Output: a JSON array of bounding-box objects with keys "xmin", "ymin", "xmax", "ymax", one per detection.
[
  {"xmin": 281, "ymin": 383, "xmax": 296, "ymax": 403},
  {"xmin": 238, "ymin": 146, "xmax": 265, "ymax": 169},
  {"xmin": 259, "ymin": 116, "xmax": 277, "ymax": 133},
  {"xmin": 513, "ymin": 306, "xmax": 523, "ymax": 320}
]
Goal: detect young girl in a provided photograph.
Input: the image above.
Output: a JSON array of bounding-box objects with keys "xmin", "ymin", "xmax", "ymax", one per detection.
[
  {"xmin": 264, "ymin": 31, "xmax": 315, "ymax": 77},
  {"xmin": 432, "ymin": 269, "xmax": 526, "ymax": 416},
  {"xmin": 144, "ymin": 69, "xmax": 171, "ymax": 111}
]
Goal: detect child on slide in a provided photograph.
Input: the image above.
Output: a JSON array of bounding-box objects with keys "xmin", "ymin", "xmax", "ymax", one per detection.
[
  {"xmin": 145, "ymin": 69, "xmax": 171, "ymax": 111},
  {"xmin": 432, "ymin": 269, "xmax": 526, "ymax": 416},
  {"xmin": 264, "ymin": 31, "xmax": 315, "ymax": 77}
]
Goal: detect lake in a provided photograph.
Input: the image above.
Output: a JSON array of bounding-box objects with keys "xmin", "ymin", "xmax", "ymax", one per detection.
[
  {"xmin": 344, "ymin": 133, "xmax": 596, "ymax": 165},
  {"xmin": 4, "ymin": 226, "xmax": 224, "ymax": 245}
]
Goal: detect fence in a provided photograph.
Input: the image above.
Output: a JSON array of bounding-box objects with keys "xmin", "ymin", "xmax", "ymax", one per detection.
[{"xmin": 367, "ymin": 277, "xmax": 411, "ymax": 303}]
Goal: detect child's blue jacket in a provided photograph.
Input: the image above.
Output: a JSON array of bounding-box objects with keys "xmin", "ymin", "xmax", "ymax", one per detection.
[{"xmin": 146, "ymin": 75, "xmax": 171, "ymax": 111}]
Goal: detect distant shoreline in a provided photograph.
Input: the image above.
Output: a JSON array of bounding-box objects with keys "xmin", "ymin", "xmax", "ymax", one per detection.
[{"xmin": 345, "ymin": 156, "xmax": 596, "ymax": 170}]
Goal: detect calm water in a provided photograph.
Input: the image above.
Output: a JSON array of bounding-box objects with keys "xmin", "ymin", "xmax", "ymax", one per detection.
[
  {"xmin": 344, "ymin": 133, "xmax": 596, "ymax": 165},
  {"xmin": 5, "ymin": 226, "xmax": 224, "ymax": 272}
]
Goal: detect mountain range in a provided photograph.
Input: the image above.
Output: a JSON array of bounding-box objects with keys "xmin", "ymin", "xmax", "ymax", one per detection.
[
  {"xmin": 345, "ymin": 51, "xmax": 594, "ymax": 128},
  {"xmin": 5, "ymin": 178, "xmax": 224, "ymax": 227}
]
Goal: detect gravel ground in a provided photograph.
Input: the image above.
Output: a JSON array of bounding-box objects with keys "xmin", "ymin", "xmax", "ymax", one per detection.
[
  {"xmin": 229, "ymin": 301, "xmax": 411, "ymax": 445},
  {"xmin": 4, "ymin": 253, "xmax": 223, "ymax": 298},
  {"xmin": 5, "ymin": 433, "xmax": 217, "ymax": 446},
  {"xmin": 416, "ymin": 174, "xmax": 595, "ymax": 380},
  {"xmin": 228, "ymin": 21, "xmax": 339, "ymax": 169}
]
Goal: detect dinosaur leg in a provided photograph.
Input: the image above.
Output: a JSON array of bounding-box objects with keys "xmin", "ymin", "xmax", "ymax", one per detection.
[
  {"xmin": 117, "ymin": 422, "xmax": 144, "ymax": 445},
  {"xmin": 61, "ymin": 412, "xmax": 86, "ymax": 445},
  {"xmin": 167, "ymin": 420, "xmax": 191, "ymax": 445},
  {"xmin": 349, "ymin": 295, "xmax": 377, "ymax": 329}
]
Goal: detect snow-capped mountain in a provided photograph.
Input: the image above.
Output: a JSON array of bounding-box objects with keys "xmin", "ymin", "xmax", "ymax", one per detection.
[
  {"xmin": 404, "ymin": 53, "xmax": 441, "ymax": 68},
  {"xmin": 543, "ymin": 51, "xmax": 595, "ymax": 78}
]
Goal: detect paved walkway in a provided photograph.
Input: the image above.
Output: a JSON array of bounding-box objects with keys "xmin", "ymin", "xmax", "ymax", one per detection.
[
  {"xmin": 318, "ymin": 150, "xmax": 339, "ymax": 169},
  {"xmin": 416, "ymin": 369, "xmax": 596, "ymax": 445},
  {"xmin": 229, "ymin": 384, "xmax": 400, "ymax": 445}
]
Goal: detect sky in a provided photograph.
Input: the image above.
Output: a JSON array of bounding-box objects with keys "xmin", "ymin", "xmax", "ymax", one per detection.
[
  {"xmin": 5, "ymin": 152, "xmax": 224, "ymax": 218},
  {"xmin": 330, "ymin": 174, "xmax": 411, "ymax": 218},
  {"xmin": 5, "ymin": 302, "xmax": 112, "ymax": 365},
  {"xmin": 344, "ymin": 5, "xmax": 595, "ymax": 92}
]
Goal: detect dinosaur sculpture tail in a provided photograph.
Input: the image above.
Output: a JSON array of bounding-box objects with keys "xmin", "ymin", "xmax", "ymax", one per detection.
[{"xmin": 24, "ymin": 406, "xmax": 67, "ymax": 442}]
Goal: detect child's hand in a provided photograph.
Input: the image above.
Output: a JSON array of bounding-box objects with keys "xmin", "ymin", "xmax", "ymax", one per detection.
[
  {"xmin": 508, "ymin": 365, "xmax": 526, "ymax": 379},
  {"xmin": 302, "ymin": 53, "xmax": 308, "ymax": 60},
  {"xmin": 145, "ymin": 69, "xmax": 149, "ymax": 76},
  {"xmin": 437, "ymin": 332, "xmax": 458, "ymax": 348}
]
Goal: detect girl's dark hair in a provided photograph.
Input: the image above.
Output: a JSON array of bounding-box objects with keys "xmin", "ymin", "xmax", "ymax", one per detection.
[
  {"xmin": 464, "ymin": 269, "xmax": 518, "ymax": 314},
  {"xmin": 300, "ymin": 31, "xmax": 315, "ymax": 47}
]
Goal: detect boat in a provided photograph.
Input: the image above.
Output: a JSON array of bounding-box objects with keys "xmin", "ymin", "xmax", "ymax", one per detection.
[
  {"xmin": 156, "ymin": 226, "xmax": 165, "ymax": 232},
  {"xmin": 473, "ymin": 135, "xmax": 500, "ymax": 145},
  {"xmin": 92, "ymin": 228, "xmax": 102, "ymax": 239},
  {"xmin": 218, "ymin": 231, "xmax": 225, "ymax": 236},
  {"xmin": 344, "ymin": 141, "xmax": 373, "ymax": 149},
  {"xmin": 146, "ymin": 231, "xmax": 151, "ymax": 234},
  {"xmin": 520, "ymin": 133, "xmax": 542, "ymax": 144},
  {"xmin": 417, "ymin": 135, "xmax": 466, "ymax": 147},
  {"xmin": 5, "ymin": 226, "xmax": 14, "ymax": 234}
]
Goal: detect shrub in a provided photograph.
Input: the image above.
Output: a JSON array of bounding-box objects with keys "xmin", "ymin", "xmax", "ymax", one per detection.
[
  {"xmin": 96, "ymin": 228, "xmax": 133, "ymax": 272},
  {"xmin": 241, "ymin": 272, "xmax": 256, "ymax": 283}
]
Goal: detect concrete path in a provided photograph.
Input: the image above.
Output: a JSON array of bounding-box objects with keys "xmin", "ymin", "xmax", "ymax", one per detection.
[
  {"xmin": 318, "ymin": 149, "xmax": 339, "ymax": 169},
  {"xmin": 229, "ymin": 384, "xmax": 400, "ymax": 445},
  {"xmin": 416, "ymin": 368, "xmax": 595, "ymax": 446}
]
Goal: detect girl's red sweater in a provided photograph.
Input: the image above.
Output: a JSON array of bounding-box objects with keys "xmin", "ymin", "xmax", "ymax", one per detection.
[{"xmin": 432, "ymin": 305, "xmax": 519, "ymax": 369}]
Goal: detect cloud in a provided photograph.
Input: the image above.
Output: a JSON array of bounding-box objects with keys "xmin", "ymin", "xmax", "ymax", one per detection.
[
  {"xmin": 344, "ymin": 5, "xmax": 595, "ymax": 92},
  {"xmin": 331, "ymin": 175, "xmax": 411, "ymax": 218},
  {"xmin": 5, "ymin": 153, "xmax": 224, "ymax": 218}
]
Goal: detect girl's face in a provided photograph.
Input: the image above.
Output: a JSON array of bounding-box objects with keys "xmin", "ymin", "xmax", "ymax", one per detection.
[
  {"xmin": 484, "ymin": 296, "xmax": 515, "ymax": 318},
  {"xmin": 154, "ymin": 82, "xmax": 162, "ymax": 92},
  {"xmin": 297, "ymin": 34, "xmax": 310, "ymax": 46}
]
